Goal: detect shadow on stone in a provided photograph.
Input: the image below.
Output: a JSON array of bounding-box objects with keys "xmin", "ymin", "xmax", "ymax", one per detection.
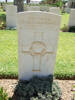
[
  {"xmin": 12, "ymin": 75, "xmax": 62, "ymax": 100},
  {"xmin": 69, "ymin": 26, "xmax": 75, "ymax": 32}
]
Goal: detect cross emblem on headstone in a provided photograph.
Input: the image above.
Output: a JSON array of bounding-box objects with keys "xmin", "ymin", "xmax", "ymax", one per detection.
[{"xmin": 22, "ymin": 41, "xmax": 54, "ymax": 72}]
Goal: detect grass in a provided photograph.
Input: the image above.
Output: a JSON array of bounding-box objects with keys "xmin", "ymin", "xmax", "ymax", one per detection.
[
  {"xmin": 0, "ymin": 11, "xmax": 6, "ymax": 27},
  {"xmin": 0, "ymin": 30, "xmax": 18, "ymax": 78},
  {"xmin": 0, "ymin": 30, "xmax": 75, "ymax": 79},
  {"xmin": 0, "ymin": 11, "xmax": 6, "ymax": 15},
  {"xmin": 72, "ymin": 84, "xmax": 75, "ymax": 100},
  {"xmin": 61, "ymin": 13, "xmax": 69, "ymax": 28},
  {"xmin": 55, "ymin": 32, "xmax": 75, "ymax": 79}
]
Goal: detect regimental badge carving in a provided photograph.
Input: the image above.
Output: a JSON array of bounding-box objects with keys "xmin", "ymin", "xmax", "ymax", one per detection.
[{"xmin": 22, "ymin": 41, "xmax": 54, "ymax": 72}]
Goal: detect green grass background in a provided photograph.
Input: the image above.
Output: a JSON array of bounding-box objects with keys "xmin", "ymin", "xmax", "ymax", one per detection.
[{"xmin": 61, "ymin": 13, "xmax": 69, "ymax": 28}]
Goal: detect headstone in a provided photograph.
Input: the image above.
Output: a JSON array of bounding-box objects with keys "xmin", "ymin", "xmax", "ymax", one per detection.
[
  {"xmin": 3, "ymin": 4, "xmax": 7, "ymax": 11},
  {"xmin": 24, "ymin": 6, "xmax": 28, "ymax": 11},
  {"xmin": 68, "ymin": 0, "xmax": 75, "ymax": 8},
  {"xmin": 17, "ymin": 11, "xmax": 61, "ymax": 80},
  {"xmin": 40, "ymin": 6, "xmax": 49, "ymax": 12},
  {"xmin": 68, "ymin": 9, "xmax": 75, "ymax": 27},
  {"xmin": 6, "ymin": 5, "xmax": 17, "ymax": 28},
  {"xmin": 49, "ymin": 7, "xmax": 60, "ymax": 14},
  {"xmin": 65, "ymin": 0, "xmax": 75, "ymax": 13},
  {"xmin": 27, "ymin": 6, "xmax": 40, "ymax": 11}
]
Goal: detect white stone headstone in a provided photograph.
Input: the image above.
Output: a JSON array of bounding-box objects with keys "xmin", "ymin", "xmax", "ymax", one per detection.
[
  {"xmin": 24, "ymin": 6, "xmax": 28, "ymax": 11},
  {"xmin": 27, "ymin": 6, "xmax": 40, "ymax": 11},
  {"xmin": 17, "ymin": 11, "xmax": 61, "ymax": 80},
  {"xmin": 49, "ymin": 7, "xmax": 60, "ymax": 14},
  {"xmin": 6, "ymin": 5, "xmax": 17, "ymax": 28},
  {"xmin": 68, "ymin": 9, "xmax": 75, "ymax": 27}
]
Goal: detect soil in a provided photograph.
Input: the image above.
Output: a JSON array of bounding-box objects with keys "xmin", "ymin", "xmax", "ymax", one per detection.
[{"xmin": 0, "ymin": 79, "xmax": 75, "ymax": 100}]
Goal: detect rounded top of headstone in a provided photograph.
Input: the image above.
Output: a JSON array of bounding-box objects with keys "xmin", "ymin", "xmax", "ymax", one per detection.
[{"xmin": 17, "ymin": 11, "xmax": 61, "ymax": 17}]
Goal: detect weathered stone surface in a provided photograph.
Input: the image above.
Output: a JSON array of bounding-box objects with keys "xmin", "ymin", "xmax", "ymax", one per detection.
[
  {"xmin": 68, "ymin": 9, "xmax": 75, "ymax": 27},
  {"xmin": 6, "ymin": 5, "xmax": 17, "ymax": 28},
  {"xmin": 17, "ymin": 11, "xmax": 61, "ymax": 80}
]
